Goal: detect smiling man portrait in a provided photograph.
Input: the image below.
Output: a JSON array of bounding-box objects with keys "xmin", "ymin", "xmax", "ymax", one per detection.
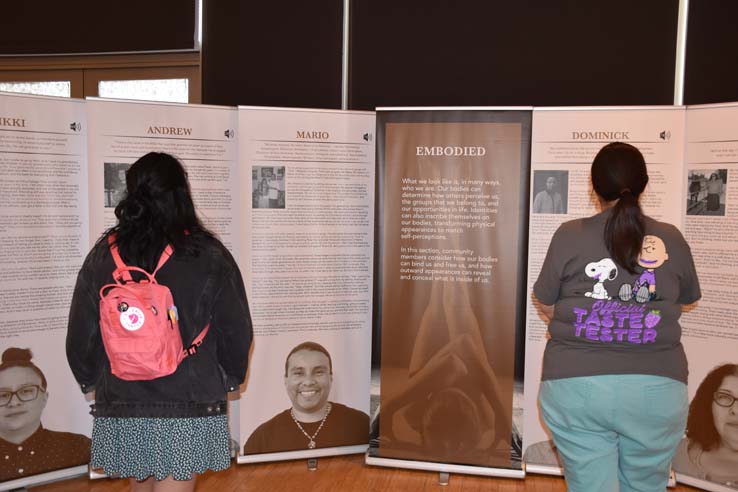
[{"xmin": 243, "ymin": 341, "xmax": 369, "ymax": 454}]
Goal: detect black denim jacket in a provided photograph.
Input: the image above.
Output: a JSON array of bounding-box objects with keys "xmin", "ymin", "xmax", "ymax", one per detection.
[{"xmin": 66, "ymin": 236, "xmax": 253, "ymax": 418}]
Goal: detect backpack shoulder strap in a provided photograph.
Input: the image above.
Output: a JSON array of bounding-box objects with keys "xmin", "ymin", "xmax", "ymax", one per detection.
[
  {"xmin": 183, "ymin": 323, "xmax": 210, "ymax": 357},
  {"xmin": 108, "ymin": 234, "xmax": 173, "ymax": 281},
  {"xmin": 152, "ymin": 244, "xmax": 174, "ymax": 277},
  {"xmin": 108, "ymin": 234, "xmax": 132, "ymax": 283}
]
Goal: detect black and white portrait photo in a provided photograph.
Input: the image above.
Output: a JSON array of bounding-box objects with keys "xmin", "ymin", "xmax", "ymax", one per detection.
[
  {"xmin": 103, "ymin": 162, "xmax": 130, "ymax": 208},
  {"xmin": 252, "ymin": 166, "xmax": 285, "ymax": 209},
  {"xmin": 687, "ymin": 169, "xmax": 727, "ymax": 216},
  {"xmin": 0, "ymin": 348, "xmax": 90, "ymax": 481},
  {"xmin": 243, "ymin": 341, "xmax": 369, "ymax": 455},
  {"xmin": 672, "ymin": 363, "xmax": 738, "ymax": 489},
  {"xmin": 532, "ymin": 170, "xmax": 568, "ymax": 214}
]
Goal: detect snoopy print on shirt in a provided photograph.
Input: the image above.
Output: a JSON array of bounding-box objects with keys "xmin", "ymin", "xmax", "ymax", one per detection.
[{"xmin": 575, "ymin": 235, "xmax": 668, "ymax": 345}]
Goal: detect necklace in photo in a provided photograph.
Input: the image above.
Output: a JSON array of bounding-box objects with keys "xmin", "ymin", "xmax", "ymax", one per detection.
[{"xmin": 290, "ymin": 402, "xmax": 332, "ymax": 449}]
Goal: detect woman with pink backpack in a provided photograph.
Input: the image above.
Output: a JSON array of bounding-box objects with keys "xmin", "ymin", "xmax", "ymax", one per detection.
[{"xmin": 66, "ymin": 152, "xmax": 253, "ymax": 492}]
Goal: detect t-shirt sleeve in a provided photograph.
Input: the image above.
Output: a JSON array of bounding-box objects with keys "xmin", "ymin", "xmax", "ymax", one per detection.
[
  {"xmin": 534, "ymin": 226, "xmax": 566, "ymax": 305},
  {"xmin": 674, "ymin": 231, "xmax": 701, "ymax": 304}
]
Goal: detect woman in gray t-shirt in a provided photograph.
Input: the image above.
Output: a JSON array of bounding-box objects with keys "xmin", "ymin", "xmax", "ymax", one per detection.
[{"xmin": 534, "ymin": 142, "xmax": 701, "ymax": 492}]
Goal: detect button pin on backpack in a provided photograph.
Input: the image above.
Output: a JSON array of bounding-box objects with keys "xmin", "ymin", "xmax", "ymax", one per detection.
[{"xmin": 120, "ymin": 307, "xmax": 145, "ymax": 331}]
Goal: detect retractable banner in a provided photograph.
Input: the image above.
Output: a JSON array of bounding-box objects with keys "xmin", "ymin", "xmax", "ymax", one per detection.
[
  {"xmin": 368, "ymin": 109, "xmax": 531, "ymax": 477},
  {"xmin": 85, "ymin": 97, "xmax": 241, "ymax": 476},
  {"xmin": 522, "ymin": 107, "xmax": 687, "ymax": 476},
  {"xmin": 237, "ymin": 107, "xmax": 375, "ymax": 463},
  {"xmin": 673, "ymin": 103, "xmax": 738, "ymax": 492},
  {"xmin": 523, "ymin": 106, "xmax": 738, "ymax": 492},
  {"xmin": 0, "ymin": 93, "xmax": 90, "ymax": 491}
]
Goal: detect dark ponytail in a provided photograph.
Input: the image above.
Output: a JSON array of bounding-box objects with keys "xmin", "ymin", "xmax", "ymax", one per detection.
[{"xmin": 591, "ymin": 142, "xmax": 649, "ymax": 274}]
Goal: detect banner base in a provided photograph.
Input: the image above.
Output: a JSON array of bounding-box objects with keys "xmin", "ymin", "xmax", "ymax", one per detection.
[
  {"xmin": 365, "ymin": 453, "xmax": 525, "ymax": 479},
  {"xmin": 523, "ymin": 463, "xmax": 563, "ymax": 476},
  {"xmin": 237, "ymin": 444, "xmax": 368, "ymax": 464},
  {"xmin": 89, "ymin": 468, "xmax": 108, "ymax": 480},
  {"xmin": 0, "ymin": 465, "xmax": 88, "ymax": 492},
  {"xmin": 676, "ymin": 473, "xmax": 735, "ymax": 492},
  {"xmin": 523, "ymin": 464, "xmax": 677, "ymax": 487}
]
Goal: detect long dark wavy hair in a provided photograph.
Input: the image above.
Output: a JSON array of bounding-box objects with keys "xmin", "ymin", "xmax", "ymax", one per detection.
[
  {"xmin": 591, "ymin": 142, "xmax": 649, "ymax": 274},
  {"xmin": 103, "ymin": 152, "xmax": 214, "ymax": 272},
  {"xmin": 686, "ymin": 363, "xmax": 738, "ymax": 451}
]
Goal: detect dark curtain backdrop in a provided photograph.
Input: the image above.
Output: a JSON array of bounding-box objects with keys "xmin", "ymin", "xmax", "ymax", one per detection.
[
  {"xmin": 350, "ymin": 0, "xmax": 680, "ymax": 109},
  {"xmin": 684, "ymin": 2, "xmax": 738, "ymax": 105},
  {"xmin": 5, "ymin": 1, "xmax": 736, "ymax": 107},
  {"xmin": 202, "ymin": 0, "xmax": 344, "ymax": 109},
  {"xmin": 0, "ymin": 1, "xmax": 195, "ymax": 54}
]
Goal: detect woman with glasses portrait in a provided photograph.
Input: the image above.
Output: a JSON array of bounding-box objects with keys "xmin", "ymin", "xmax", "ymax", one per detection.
[
  {"xmin": 673, "ymin": 363, "xmax": 738, "ymax": 488},
  {"xmin": 0, "ymin": 347, "xmax": 90, "ymax": 482}
]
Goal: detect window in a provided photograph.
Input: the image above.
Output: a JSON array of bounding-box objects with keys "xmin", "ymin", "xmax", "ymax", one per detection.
[
  {"xmin": 0, "ymin": 81, "xmax": 71, "ymax": 98},
  {"xmin": 97, "ymin": 79, "xmax": 189, "ymax": 104},
  {"xmin": 0, "ymin": 52, "xmax": 200, "ymax": 103}
]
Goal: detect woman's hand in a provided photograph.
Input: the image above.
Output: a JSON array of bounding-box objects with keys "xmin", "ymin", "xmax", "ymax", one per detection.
[{"xmin": 539, "ymin": 303, "xmax": 554, "ymax": 323}]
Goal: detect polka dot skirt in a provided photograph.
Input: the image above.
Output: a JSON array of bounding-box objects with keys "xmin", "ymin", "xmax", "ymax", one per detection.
[{"xmin": 91, "ymin": 415, "xmax": 230, "ymax": 481}]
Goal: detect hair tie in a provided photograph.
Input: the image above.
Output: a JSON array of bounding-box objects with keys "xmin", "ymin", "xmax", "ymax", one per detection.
[{"xmin": 619, "ymin": 188, "xmax": 632, "ymax": 198}]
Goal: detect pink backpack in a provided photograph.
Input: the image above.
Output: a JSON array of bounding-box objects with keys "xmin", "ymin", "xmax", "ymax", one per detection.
[{"xmin": 98, "ymin": 236, "xmax": 208, "ymax": 381}]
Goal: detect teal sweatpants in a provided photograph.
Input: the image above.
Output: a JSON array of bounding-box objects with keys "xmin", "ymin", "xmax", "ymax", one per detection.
[{"xmin": 539, "ymin": 374, "xmax": 687, "ymax": 492}]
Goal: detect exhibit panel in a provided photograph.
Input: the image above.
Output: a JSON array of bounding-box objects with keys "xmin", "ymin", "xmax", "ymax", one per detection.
[
  {"xmin": 674, "ymin": 103, "xmax": 738, "ymax": 492},
  {"xmin": 369, "ymin": 108, "xmax": 531, "ymax": 477},
  {"xmin": 522, "ymin": 106, "xmax": 687, "ymax": 475},
  {"xmin": 0, "ymin": 93, "xmax": 91, "ymax": 491},
  {"xmin": 237, "ymin": 107, "xmax": 375, "ymax": 463}
]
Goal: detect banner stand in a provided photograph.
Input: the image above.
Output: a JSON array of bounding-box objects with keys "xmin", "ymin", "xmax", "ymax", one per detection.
[
  {"xmin": 236, "ymin": 107, "xmax": 375, "ymax": 463},
  {"xmin": 237, "ymin": 445, "xmax": 368, "ymax": 465},
  {"xmin": 365, "ymin": 454, "xmax": 525, "ymax": 480}
]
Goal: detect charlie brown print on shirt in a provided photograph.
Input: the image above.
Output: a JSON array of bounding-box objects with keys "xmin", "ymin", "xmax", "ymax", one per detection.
[{"xmin": 618, "ymin": 235, "xmax": 669, "ymax": 303}]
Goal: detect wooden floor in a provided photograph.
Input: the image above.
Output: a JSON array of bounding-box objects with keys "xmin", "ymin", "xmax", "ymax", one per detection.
[{"xmin": 27, "ymin": 454, "xmax": 704, "ymax": 492}]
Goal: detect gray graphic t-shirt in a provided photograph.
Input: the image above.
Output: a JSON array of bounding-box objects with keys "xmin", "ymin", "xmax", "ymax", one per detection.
[{"xmin": 534, "ymin": 210, "xmax": 701, "ymax": 383}]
